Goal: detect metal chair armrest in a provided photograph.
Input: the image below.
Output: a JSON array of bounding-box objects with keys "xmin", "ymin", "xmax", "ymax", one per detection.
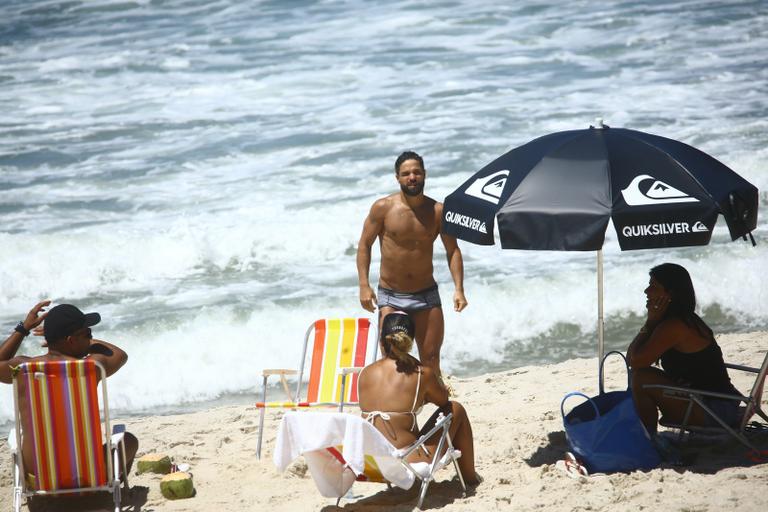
[
  {"xmin": 340, "ymin": 367, "xmax": 365, "ymax": 376},
  {"xmin": 724, "ymin": 362, "xmax": 758, "ymax": 374},
  {"xmin": 643, "ymin": 383, "xmax": 749, "ymax": 403},
  {"xmin": 397, "ymin": 413, "xmax": 453, "ymax": 460},
  {"xmin": 262, "ymin": 369, "xmax": 298, "ymax": 376},
  {"xmin": 261, "ymin": 369, "xmax": 298, "ymax": 401}
]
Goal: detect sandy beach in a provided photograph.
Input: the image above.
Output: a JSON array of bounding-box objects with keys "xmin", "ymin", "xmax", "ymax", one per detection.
[{"xmin": 1, "ymin": 331, "xmax": 766, "ymax": 512}]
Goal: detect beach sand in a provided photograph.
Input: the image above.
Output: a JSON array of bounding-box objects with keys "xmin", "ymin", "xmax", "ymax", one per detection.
[{"xmin": 1, "ymin": 331, "xmax": 766, "ymax": 511}]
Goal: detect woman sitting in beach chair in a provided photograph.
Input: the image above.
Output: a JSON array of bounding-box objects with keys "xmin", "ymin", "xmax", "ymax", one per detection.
[
  {"xmin": 627, "ymin": 263, "xmax": 740, "ymax": 434},
  {"xmin": 357, "ymin": 312, "xmax": 481, "ymax": 486}
]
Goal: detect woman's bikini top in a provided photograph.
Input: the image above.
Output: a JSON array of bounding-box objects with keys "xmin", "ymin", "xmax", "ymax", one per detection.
[{"xmin": 359, "ymin": 366, "xmax": 424, "ymax": 431}]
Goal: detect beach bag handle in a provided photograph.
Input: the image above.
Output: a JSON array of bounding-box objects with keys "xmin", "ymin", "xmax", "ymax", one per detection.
[
  {"xmin": 560, "ymin": 392, "xmax": 600, "ymax": 420},
  {"xmin": 599, "ymin": 350, "xmax": 630, "ymax": 395},
  {"xmin": 561, "ymin": 352, "xmax": 661, "ymax": 473},
  {"xmin": 561, "ymin": 351, "xmax": 631, "ymax": 419}
]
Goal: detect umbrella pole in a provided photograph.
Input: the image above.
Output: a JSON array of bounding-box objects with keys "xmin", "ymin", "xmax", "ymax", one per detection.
[{"xmin": 597, "ymin": 249, "xmax": 605, "ymax": 370}]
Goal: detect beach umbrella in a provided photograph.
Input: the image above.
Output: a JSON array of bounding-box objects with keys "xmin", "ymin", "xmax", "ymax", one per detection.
[{"xmin": 442, "ymin": 120, "xmax": 758, "ymax": 363}]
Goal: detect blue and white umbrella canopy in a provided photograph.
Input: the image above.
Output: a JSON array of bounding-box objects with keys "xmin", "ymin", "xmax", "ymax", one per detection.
[
  {"xmin": 442, "ymin": 121, "xmax": 759, "ymax": 367},
  {"xmin": 443, "ymin": 121, "xmax": 758, "ymax": 251}
]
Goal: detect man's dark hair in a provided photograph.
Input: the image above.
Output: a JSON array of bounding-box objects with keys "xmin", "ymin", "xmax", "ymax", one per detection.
[{"xmin": 394, "ymin": 151, "xmax": 424, "ymax": 173}]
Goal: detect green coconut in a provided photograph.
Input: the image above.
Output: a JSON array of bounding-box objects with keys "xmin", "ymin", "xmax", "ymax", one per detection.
[
  {"xmin": 136, "ymin": 453, "xmax": 172, "ymax": 475},
  {"xmin": 160, "ymin": 471, "xmax": 195, "ymax": 500}
]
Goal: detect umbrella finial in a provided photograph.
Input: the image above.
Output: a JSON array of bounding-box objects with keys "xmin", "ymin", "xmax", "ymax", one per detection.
[{"xmin": 592, "ymin": 117, "xmax": 605, "ymax": 129}]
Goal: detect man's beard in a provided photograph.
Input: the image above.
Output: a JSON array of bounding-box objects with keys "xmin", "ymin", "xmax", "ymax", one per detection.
[{"xmin": 401, "ymin": 182, "xmax": 424, "ymax": 196}]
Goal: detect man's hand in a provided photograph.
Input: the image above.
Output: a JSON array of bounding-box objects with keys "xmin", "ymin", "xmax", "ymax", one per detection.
[
  {"xmin": 453, "ymin": 290, "xmax": 468, "ymax": 312},
  {"xmin": 0, "ymin": 300, "xmax": 51, "ymax": 382},
  {"xmin": 359, "ymin": 286, "xmax": 377, "ymax": 313},
  {"xmin": 24, "ymin": 300, "xmax": 50, "ymax": 332}
]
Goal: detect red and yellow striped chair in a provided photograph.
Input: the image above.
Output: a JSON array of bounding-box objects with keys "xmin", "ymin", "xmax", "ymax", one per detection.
[
  {"xmin": 9, "ymin": 359, "xmax": 128, "ymax": 512},
  {"xmin": 256, "ymin": 318, "xmax": 373, "ymax": 458}
]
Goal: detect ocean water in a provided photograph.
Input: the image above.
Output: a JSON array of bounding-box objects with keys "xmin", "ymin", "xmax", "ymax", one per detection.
[{"xmin": 0, "ymin": 0, "xmax": 766, "ymax": 424}]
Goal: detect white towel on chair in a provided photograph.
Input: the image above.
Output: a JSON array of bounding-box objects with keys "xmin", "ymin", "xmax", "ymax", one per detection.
[{"xmin": 273, "ymin": 411, "xmax": 415, "ymax": 496}]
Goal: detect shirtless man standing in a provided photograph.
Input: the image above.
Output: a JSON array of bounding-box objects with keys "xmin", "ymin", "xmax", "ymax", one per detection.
[{"xmin": 357, "ymin": 151, "xmax": 467, "ymax": 376}]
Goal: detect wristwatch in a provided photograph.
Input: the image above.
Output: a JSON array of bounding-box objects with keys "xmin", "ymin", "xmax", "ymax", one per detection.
[{"xmin": 14, "ymin": 321, "xmax": 30, "ymax": 337}]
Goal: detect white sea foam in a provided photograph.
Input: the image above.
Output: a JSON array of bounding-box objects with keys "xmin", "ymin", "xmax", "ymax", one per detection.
[{"xmin": 0, "ymin": 0, "xmax": 766, "ymax": 418}]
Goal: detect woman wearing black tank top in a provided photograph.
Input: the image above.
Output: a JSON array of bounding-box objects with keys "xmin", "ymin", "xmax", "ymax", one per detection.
[{"xmin": 627, "ymin": 263, "xmax": 739, "ymax": 434}]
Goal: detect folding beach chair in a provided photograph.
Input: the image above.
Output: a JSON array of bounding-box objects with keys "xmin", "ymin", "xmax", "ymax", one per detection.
[
  {"xmin": 8, "ymin": 359, "xmax": 129, "ymax": 512},
  {"xmin": 644, "ymin": 350, "xmax": 768, "ymax": 452},
  {"xmin": 274, "ymin": 411, "xmax": 466, "ymax": 510},
  {"xmin": 256, "ymin": 318, "xmax": 373, "ymax": 459}
]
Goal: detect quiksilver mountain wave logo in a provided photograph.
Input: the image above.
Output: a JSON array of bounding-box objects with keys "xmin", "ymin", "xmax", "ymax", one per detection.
[
  {"xmin": 692, "ymin": 221, "xmax": 708, "ymax": 232},
  {"xmin": 621, "ymin": 221, "xmax": 709, "ymax": 237},
  {"xmin": 465, "ymin": 170, "xmax": 509, "ymax": 204},
  {"xmin": 621, "ymin": 174, "xmax": 699, "ymax": 206},
  {"xmin": 445, "ymin": 211, "xmax": 487, "ymax": 234}
]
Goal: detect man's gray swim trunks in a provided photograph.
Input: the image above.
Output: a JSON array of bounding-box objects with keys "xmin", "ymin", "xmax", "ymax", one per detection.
[{"xmin": 377, "ymin": 284, "xmax": 442, "ymax": 312}]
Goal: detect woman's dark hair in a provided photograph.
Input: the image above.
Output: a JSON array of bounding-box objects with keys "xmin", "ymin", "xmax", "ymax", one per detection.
[
  {"xmin": 649, "ymin": 263, "xmax": 696, "ymax": 318},
  {"xmin": 649, "ymin": 263, "xmax": 713, "ymax": 338},
  {"xmin": 380, "ymin": 312, "xmax": 420, "ymax": 373}
]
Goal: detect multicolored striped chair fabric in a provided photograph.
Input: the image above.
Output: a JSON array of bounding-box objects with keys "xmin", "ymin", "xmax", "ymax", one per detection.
[
  {"xmin": 16, "ymin": 360, "xmax": 108, "ymax": 491},
  {"xmin": 326, "ymin": 445, "xmax": 387, "ymax": 483},
  {"xmin": 306, "ymin": 318, "xmax": 370, "ymax": 404},
  {"xmin": 256, "ymin": 317, "xmax": 373, "ymax": 458}
]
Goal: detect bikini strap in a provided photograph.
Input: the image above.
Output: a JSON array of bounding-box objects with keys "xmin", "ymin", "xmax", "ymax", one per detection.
[
  {"xmin": 411, "ymin": 367, "xmax": 422, "ymax": 412},
  {"xmin": 362, "ymin": 411, "xmax": 392, "ymax": 424},
  {"xmin": 356, "ymin": 365, "xmax": 366, "ymax": 402}
]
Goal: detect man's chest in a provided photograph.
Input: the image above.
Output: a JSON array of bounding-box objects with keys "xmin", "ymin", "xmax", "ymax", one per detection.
[{"xmin": 383, "ymin": 208, "xmax": 438, "ymax": 242}]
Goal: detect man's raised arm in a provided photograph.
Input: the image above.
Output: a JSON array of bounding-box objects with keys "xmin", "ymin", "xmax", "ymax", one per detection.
[
  {"xmin": 0, "ymin": 300, "xmax": 50, "ymax": 383},
  {"xmin": 357, "ymin": 200, "xmax": 386, "ymax": 313},
  {"xmin": 87, "ymin": 339, "xmax": 128, "ymax": 378}
]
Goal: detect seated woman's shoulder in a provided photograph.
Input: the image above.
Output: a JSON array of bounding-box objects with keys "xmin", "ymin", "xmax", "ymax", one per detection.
[{"xmin": 657, "ymin": 316, "xmax": 698, "ymax": 337}]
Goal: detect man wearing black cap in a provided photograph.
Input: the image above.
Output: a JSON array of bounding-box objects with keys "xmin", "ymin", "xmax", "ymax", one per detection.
[
  {"xmin": 0, "ymin": 302, "xmax": 138, "ymax": 478},
  {"xmin": 1, "ymin": 302, "xmax": 129, "ymax": 379}
]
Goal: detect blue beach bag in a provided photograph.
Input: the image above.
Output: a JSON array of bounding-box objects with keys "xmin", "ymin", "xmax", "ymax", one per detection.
[{"xmin": 561, "ymin": 351, "xmax": 661, "ymax": 473}]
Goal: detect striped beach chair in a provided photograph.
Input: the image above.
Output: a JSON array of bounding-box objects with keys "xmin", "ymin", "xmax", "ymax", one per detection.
[
  {"xmin": 256, "ymin": 318, "xmax": 374, "ymax": 458},
  {"xmin": 8, "ymin": 359, "xmax": 128, "ymax": 512}
]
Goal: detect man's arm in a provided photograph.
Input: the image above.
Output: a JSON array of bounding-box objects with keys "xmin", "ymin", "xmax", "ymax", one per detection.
[
  {"xmin": 356, "ymin": 200, "xmax": 386, "ymax": 313},
  {"xmin": 437, "ymin": 204, "xmax": 467, "ymax": 312},
  {"xmin": 0, "ymin": 300, "xmax": 50, "ymax": 383},
  {"xmin": 86, "ymin": 339, "xmax": 128, "ymax": 378}
]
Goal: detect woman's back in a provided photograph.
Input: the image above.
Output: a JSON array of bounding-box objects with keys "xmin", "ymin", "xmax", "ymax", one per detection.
[
  {"xmin": 358, "ymin": 312, "xmax": 480, "ymax": 485},
  {"xmin": 358, "ymin": 358, "xmax": 427, "ymax": 448}
]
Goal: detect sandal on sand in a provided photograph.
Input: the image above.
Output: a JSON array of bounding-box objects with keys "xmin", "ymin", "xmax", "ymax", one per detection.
[{"xmin": 555, "ymin": 452, "xmax": 589, "ymax": 479}]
